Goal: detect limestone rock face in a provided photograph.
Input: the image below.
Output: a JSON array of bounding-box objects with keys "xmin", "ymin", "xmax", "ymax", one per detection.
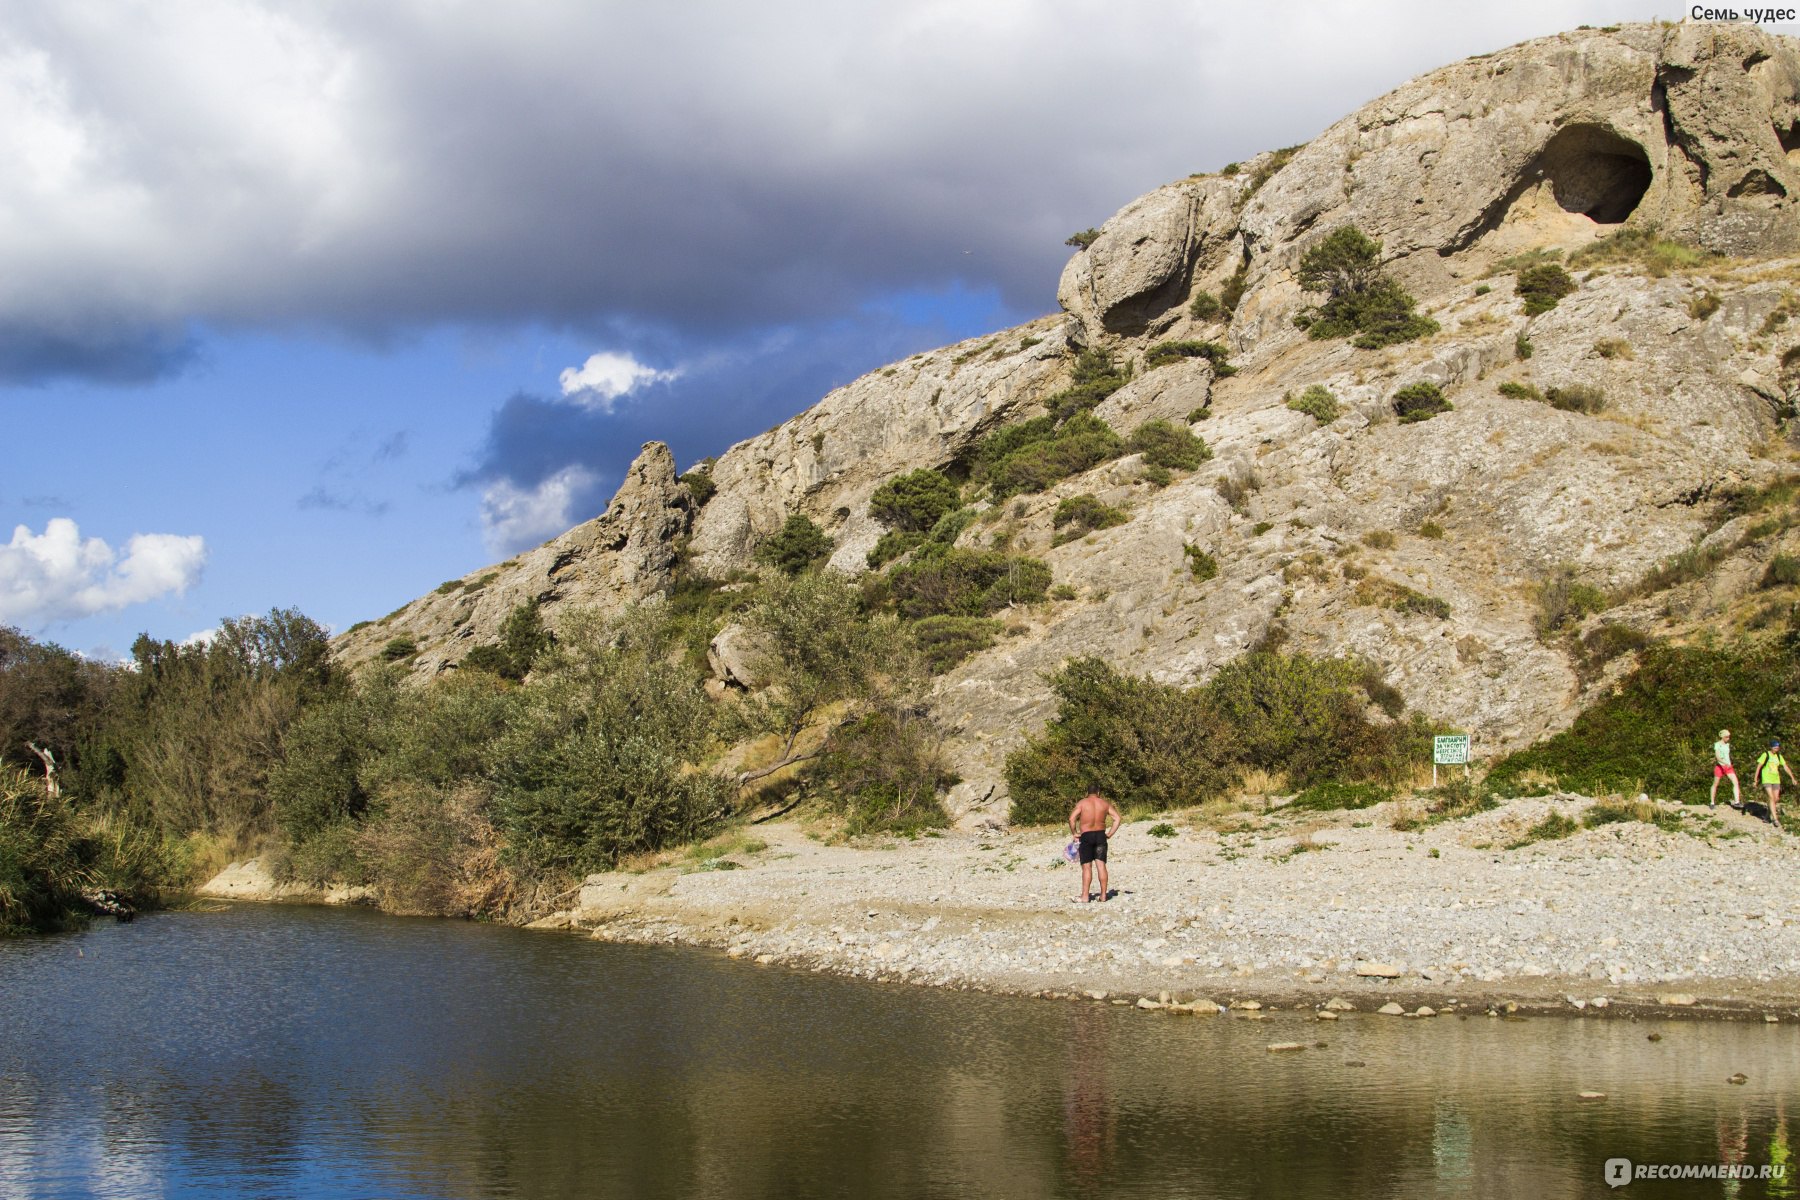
[
  {"xmin": 1057, "ymin": 23, "xmax": 1800, "ymax": 346},
  {"xmin": 333, "ymin": 441, "xmax": 693, "ymax": 673},
  {"xmin": 336, "ymin": 24, "xmax": 1800, "ymax": 826},
  {"xmin": 685, "ymin": 319, "xmax": 1071, "ymax": 578},
  {"xmin": 706, "ymin": 623, "xmax": 767, "ymax": 690}
]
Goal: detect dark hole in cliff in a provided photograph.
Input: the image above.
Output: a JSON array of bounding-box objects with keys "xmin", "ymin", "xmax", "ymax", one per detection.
[
  {"xmin": 1529, "ymin": 125, "xmax": 1652, "ymax": 225},
  {"xmin": 1779, "ymin": 119, "xmax": 1800, "ymax": 157}
]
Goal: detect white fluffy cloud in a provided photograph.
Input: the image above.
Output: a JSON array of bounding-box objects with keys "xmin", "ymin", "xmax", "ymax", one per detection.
[
  {"xmin": 0, "ymin": 518, "xmax": 206, "ymax": 628},
  {"xmin": 557, "ymin": 352, "xmax": 680, "ymax": 411},
  {"xmin": 478, "ymin": 466, "xmax": 601, "ymax": 556}
]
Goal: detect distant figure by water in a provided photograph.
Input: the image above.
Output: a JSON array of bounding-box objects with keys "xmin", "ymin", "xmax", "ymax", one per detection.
[{"xmin": 1068, "ymin": 791, "xmax": 1121, "ymax": 903}]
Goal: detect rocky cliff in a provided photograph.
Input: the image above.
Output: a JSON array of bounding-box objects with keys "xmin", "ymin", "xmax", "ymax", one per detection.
[{"xmin": 334, "ymin": 22, "xmax": 1800, "ymax": 823}]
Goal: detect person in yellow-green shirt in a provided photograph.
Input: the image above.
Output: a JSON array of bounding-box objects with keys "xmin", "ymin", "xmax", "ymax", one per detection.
[{"xmin": 1754, "ymin": 740, "xmax": 1796, "ymax": 831}]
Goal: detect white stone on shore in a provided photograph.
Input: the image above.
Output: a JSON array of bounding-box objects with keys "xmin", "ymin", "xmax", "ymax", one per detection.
[
  {"xmin": 1356, "ymin": 961, "xmax": 1403, "ymax": 978},
  {"xmin": 1378, "ymin": 1002, "xmax": 1406, "ymax": 1015}
]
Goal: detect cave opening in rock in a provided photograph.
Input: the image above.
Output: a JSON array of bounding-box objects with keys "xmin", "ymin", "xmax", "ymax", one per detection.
[
  {"xmin": 1529, "ymin": 125, "xmax": 1652, "ymax": 225},
  {"xmin": 1780, "ymin": 119, "xmax": 1800, "ymax": 163}
]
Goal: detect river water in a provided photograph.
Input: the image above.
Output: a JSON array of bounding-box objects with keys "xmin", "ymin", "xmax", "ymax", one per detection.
[{"xmin": 0, "ymin": 903, "xmax": 1793, "ymax": 1199}]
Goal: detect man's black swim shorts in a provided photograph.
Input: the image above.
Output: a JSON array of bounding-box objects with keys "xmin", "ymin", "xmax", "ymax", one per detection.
[{"xmin": 1078, "ymin": 830, "xmax": 1108, "ymax": 864}]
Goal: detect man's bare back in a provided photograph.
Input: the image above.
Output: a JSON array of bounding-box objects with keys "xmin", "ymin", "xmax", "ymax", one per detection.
[{"xmin": 1068, "ymin": 792, "xmax": 1121, "ymax": 902}]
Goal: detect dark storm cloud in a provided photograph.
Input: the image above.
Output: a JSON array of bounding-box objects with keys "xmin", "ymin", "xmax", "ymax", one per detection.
[{"xmin": 0, "ymin": 0, "xmax": 1653, "ymax": 384}]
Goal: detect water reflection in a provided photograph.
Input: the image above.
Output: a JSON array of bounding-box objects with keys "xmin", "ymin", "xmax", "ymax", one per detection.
[{"xmin": 0, "ymin": 904, "xmax": 1795, "ymax": 1198}]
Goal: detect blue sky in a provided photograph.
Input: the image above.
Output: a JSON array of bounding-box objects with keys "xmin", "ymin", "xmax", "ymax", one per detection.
[{"xmin": 1, "ymin": 0, "xmax": 1777, "ymax": 658}]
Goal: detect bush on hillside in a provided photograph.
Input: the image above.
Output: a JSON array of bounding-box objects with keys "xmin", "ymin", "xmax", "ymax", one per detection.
[
  {"xmin": 755, "ymin": 514, "xmax": 834, "ymax": 575},
  {"xmin": 1143, "ymin": 340, "xmax": 1236, "ymax": 375},
  {"xmin": 882, "ymin": 546, "xmax": 1051, "ymax": 619},
  {"xmin": 972, "ymin": 411, "xmax": 1124, "ymax": 499},
  {"xmin": 870, "ymin": 469, "xmax": 961, "ymax": 533},
  {"xmin": 1486, "ymin": 637, "xmax": 1800, "ymax": 800},
  {"xmin": 1285, "ymin": 385, "xmax": 1340, "ymax": 424},
  {"xmin": 1126, "ymin": 420, "xmax": 1212, "ymax": 470},
  {"xmin": 809, "ymin": 705, "xmax": 955, "ymax": 835},
  {"xmin": 909, "ymin": 615, "xmax": 1003, "ymax": 673},
  {"xmin": 1052, "ymin": 494, "xmax": 1130, "ymax": 545},
  {"xmin": 1392, "ymin": 381, "xmax": 1451, "ymax": 423},
  {"xmin": 1516, "ymin": 263, "xmax": 1577, "ymax": 315},
  {"xmin": 1294, "ymin": 226, "xmax": 1439, "ymax": 349},
  {"xmin": 1006, "ymin": 651, "xmax": 1427, "ymax": 824}
]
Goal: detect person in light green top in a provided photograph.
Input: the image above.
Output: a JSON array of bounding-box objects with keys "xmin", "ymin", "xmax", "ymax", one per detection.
[
  {"xmin": 1711, "ymin": 728, "xmax": 1740, "ymax": 808},
  {"xmin": 1755, "ymin": 739, "xmax": 1796, "ymax": 831}
]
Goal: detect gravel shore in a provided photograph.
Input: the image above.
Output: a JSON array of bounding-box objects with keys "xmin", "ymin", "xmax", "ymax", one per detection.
[{"xmin": 565, "ymin": 794, "xmax": 1800, "ymax": 1020}]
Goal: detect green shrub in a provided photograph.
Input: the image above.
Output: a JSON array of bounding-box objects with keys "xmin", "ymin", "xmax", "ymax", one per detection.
[
  {"xmin": 680, "ymin": 459, "xmax": 718, "ymax": 506},
  {"xmin": 1497, "ymin": 381, "xmax": 1543, "ymax": 401},
  {"xmin": 1127, "ymin": 420, "xmax": 1212, "ymax": 470},
  {"xmin": 867, "ymin": 529, "xmax": 926, "ymax": 569},
  {"xmin": 1005, "ymin": 658, "xmax": 1235, "ymax": 823},
  {"xmin": 1417, "ymin": 521, "xmax": 1445, "ymax": 540},
  {"xmin": 1066, "ymin": 228, "xmax": 1101, "ymax": 249},
  {"xmin": 1546, "ymin": 383, "xmax": 1606, "ymax": 414},
  {"xmin": 909, "ymin": 615, "xmax": 1003, "ymax": 672},
  {"xmin": 1294, "ymin": 227, "xmax": 1438, "ymax": 349},
  {"xmin": 495, "ymin": 609, "xmax": 731, "ymax": 879},
  {"xmin": 1006, "ymin": 651, "xmax": 1429, "ymax": 824},
  {"xmin": 1043, "ymin": 349, "xmax": 1133, "ymax": 420},
  {"xmin": 1515, "ymin": 333, "xmax": 1534, "ymax": 360},
  {"xmin": 1533, "ymin": 567, "xmax": 1609, "ymax": 638},
  {"xmin": 1186, "ymin": 405, "xmax": 1210, "ymax": 423},
  {"xmin": 972, "ymin": 411, "xmax": 1124, "ymax": 499},
  {"xmin": 1474, "ymin": 284, "xmax": 1491, "ymax": 296},
  {"xmin": 755, "ymin": 514, "xmax": 834, "ymax": 575},
  {"xmin": 1764, "ymin": 554, "xmax": 1800, "ymax": 588},
  {"xmin": 883, "ymin": 546, "xmax": 1051, "ymax": 618},
  {"xmin": 870, "ymin": 469, "xmax": 961, "ymax": 533},
  {"xmin": 1184, "ymin": 544, "xmax": 1218, "ymax": 581},
  {"xmin": 1487, "ymin": 638, "xmax": 1800, "ymax": 801},
  {"xmin": 0, "ymin": 771, "xmax": 172, "ymax": 935},
  {"xmin": 1362, "ymin": 530, "xmax": 1396, "ymax": 550},
  {"xmin": 1189, "ymin": 291, "xmax": 1222, "ymax": 321},
  {"xmin": 435, "ymin": 580, "xmax": 461, "ymax": 595},
  {"xmin": 1052, "ymin": 494, "xmax": 1130, "ymax": 544},
  {"xmin": 811, "ymin": 707, "xmax": 954, "ymax": 836},
  {"xmin": 1220, "ymin": 265, "xmax": 1249, "ymax": 314},
  {"xmin": 1144, "ymin": 340, "xmax": 1236, "ymax": 375},
  {"xmin": 1287, "ymin": 780, "xmax": 1392, "ymax": 812},
  {"xmin": 459, "ymin": 598, "xmax": 552, "ymax": 682},
  {"xmin": 380, "ymin": 636, "xmax": 417, "ymax": 662},
  {"xmin": 1689, "ymin": 291, "xmax": 1721, "ymax": 320},
  {"xmin": 1516, "ymin": 263, "xmax": 1577, "ymax": 315},
  {"xmin": 1285, "ymin": 385, "xmax": 1339, "ymax": 423},
  {"xmin": 1142, "ymin": 464, "xmax": 1172, "ymax": 488},
  {"xmin": 1392, "ymin": 381, "xmax": 1451, "ymax": 423}
]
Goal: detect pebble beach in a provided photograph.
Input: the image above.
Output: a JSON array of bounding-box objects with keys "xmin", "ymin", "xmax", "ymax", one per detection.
[{"xmin": 566, "ymin": 794, "xmax": 1800, "ymax": 1020}]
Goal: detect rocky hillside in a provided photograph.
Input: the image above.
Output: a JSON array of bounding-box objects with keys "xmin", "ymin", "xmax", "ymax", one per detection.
[{"xmin": 335, "ymin": 21, "xmax": 1800, "ymax": 823}]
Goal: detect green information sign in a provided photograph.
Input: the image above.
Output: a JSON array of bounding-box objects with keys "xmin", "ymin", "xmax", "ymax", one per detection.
[{"xmin": 1434, "ymin": 735, "xmax": 1470, "ymax": 765}]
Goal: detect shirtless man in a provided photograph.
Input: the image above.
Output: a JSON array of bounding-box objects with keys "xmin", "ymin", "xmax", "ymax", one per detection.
[{"xmin": 1068, "ymin": 791, "xmax": 1122, "ymax": 903}]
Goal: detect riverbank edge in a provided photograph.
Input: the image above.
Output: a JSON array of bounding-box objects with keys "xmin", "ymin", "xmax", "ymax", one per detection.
[{"xmin": 566, "ymin": 911, "xmax": 1800, "ymax": 1026}]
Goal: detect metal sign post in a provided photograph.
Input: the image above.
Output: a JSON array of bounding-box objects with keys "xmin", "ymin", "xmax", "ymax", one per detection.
[{"xmin": 1433, "ymin": 734, "xmax": 1471, "ymax": 787}]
